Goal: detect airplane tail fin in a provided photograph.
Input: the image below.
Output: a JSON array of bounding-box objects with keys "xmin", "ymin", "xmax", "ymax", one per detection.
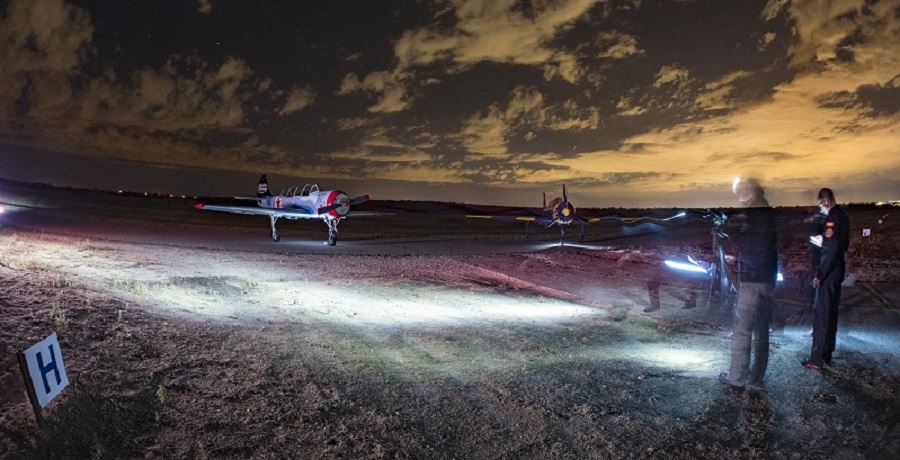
[
  {"xmin": 542, "ymin": 192, "xmax": 547, "ymax": 208},
  {"xmin": 562, "ymin": 183, "xmax": 568, "ymax": 202},
  {"xmin": 257, "ymin": 174, "xmax": 272, "ymax": 197}
]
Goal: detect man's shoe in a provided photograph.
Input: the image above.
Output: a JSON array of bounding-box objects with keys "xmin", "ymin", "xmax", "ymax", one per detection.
[
  {"xmin": 801, "ymin": 359, "xmax": 821, "ymax": 369},
  {"xmin": 719, "ymin": 372, "xmax": 744, "ymax": 392}
]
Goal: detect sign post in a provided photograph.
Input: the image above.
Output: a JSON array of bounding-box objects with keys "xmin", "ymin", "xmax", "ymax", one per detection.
[{"xmin": 18, "ymin": 332, "xmax": 69, "ymax": 423}]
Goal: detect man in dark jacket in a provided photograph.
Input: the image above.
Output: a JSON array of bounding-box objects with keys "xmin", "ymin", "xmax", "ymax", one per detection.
[
  {"xmin": 802, "ymin": 188, "xmax": 850, "ymax": 369},
  {"xmin": 719, "ymin": 178, "xmax": 778, "ymax": 391}
]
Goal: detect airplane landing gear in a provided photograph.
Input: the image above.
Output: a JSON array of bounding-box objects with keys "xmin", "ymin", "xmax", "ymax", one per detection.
[
  {"xmin": 326, "ymin": 218, "xmax": 340, "ymax": 246},
  {"xmin": 269, "ymin": 215, "xmax": 281, "ymax": 242}
]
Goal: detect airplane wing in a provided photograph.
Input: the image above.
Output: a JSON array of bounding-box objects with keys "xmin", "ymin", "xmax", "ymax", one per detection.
[
  {"xmin": 587, "ymin": 216, "xmax": 648, "ymax": 224},
  {"xmin": 587, "ymin": 212, "xmax": 686, "ymax": 225},
  {"xmin": 466, "ymin": 214, "xmax": 557, "ymax": 225},
  {"xmin": 195, "ymin": 204, "xmax": 324, "ymax": 220}
]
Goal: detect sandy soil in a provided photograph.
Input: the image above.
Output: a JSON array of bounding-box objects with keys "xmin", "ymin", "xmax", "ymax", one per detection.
[{"xmin": 1, "ymin": 181, "xmax": 899, "ymax": 459}]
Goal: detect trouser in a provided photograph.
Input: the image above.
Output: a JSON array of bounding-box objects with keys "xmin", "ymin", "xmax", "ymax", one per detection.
[
  {"xmin": 810, "ymin": 271, "xmax": 843, "ymax": 364},
  {"xmin": 727, "ymin": 282, "xmax": 775, "ymax": 386}
]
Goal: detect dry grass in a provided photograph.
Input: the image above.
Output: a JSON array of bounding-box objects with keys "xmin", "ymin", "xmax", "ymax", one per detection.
[{"xmin": 1, "ymin": 187, "xmax": 898, "ymax": 459}]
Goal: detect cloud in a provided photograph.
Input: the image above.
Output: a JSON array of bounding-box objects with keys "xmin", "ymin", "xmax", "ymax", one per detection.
[
  {"xmin": 706, "ymin": 151, "xmax": 804, "ymax": 164},
  {"xmin": 338, "ymin": 71, "xmax": 410, "ymax": 113},
  {"xmin": 594, "ymin": 171, "xmax": 672, "ymax": 185},
  {"xmin": 561, "ymin": 66, "xmax": 899, "ymax": 205},
  {"xmin": 278, "ymin": 84, "xmax": 316, "ymax": 115},
  {"xmin": 2, "ymin": 0, "xmax": 898, "ymax": 208},
  {"xmin": 653, "ymin": 64, "xmax": 690, "ymax": 88},
  {"xmin": 777, "ymin": 0, "xmax": 900, "ymax": 73},
  {"xmin": 455, "ymin": 159, "xmax": 570, "ymax": 184},
  {"xmin": 96, "ymin": 53, "xmax": 254, "ymax": 131},
  {"xmin": 548, "ymin": 100, "xmax": 600, "ymax": 130},
  {"xmin": 696, "ymin": 71, "xmax": 752, "ymax": 110},
  {"xmin": 596, "ymin": 31, "xmax": 644, "ymax": 59},
  {"xmin": 459, "ymin": 105, "xmax": 509, "ymax": 157},
  {"xmin": 336, "ymin": 117, "xmax": 375, "ymax": 131},
  {"xmin": 0, "ymin": 0, "xmax": 315, "ymax": 172},
  {"xmin": 817, "ymin": 77, "xmax": 900, "ymax": 117},
  {"xmin": 457, "ymin": 86, "xmax": 547, "ymax": 156},
  {"xmin": 347, "ymin": 0, "xmax": 600, "ymax": 112},
  {"xmin": 542, "ymin": 0, "xmax": 900, "ymax": 206},
  {"xmin": 396, "ymin": 0, "xmax": 598, "ymax": 72},
  {"xmin": 0, "ymin": 0, "xmax": 93, "ymax": 121},
  {"xmin": 615, "ymin": 64, "xmax": 697, "ymax": 116},
  {"xmin": 198, "ymin": 0, "xmax": 213, "ymax": 15}
]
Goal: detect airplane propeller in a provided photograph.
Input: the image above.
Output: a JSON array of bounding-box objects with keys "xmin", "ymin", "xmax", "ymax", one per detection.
[{"xmin": 317, "ymin": 194, "xmax": 370, "ymax": 215}]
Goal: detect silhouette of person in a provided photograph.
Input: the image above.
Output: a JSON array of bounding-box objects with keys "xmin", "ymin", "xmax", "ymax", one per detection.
[
  {"xmin": 802, "ymin": 188, "xmax": 850, "ymax": 369},
  {"xmin": 719, "ymin": 177, "xmax": 778, "ymax": 391}
]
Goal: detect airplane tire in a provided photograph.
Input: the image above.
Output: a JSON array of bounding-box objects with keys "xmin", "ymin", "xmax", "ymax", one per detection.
[
  {"xmin": 273, "ymin": 232, "xmax": 281, "ymax": 242},
  {"xmin": 328, "ymin": 232, "xmax": 337, "ymax": 246}
]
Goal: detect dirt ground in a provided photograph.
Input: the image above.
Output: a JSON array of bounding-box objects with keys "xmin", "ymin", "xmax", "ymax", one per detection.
[{"xmin": 1, "ymin": 181, "xmax": 899, "ymax": 459}]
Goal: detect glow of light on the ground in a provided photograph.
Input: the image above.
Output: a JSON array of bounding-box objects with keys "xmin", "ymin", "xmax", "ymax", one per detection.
[
  {"xmin": 842, "ymin": 329, "xmax": 900, "ymax": 354},
  {"xmin": 641, "ymin": 347, "xmax": 716, "ymax": 368},
  {"xmin": 664, "ymin": 260, "xmax": 708, "ymax": 274},
  {"xmin": 134, "ymin": 276, "xmax": 607, "ymax": 328}
]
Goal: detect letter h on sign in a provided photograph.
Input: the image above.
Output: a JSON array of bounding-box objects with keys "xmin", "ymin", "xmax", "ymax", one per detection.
[
  {"xmin": 36, "ymin": 344, "xmax": 62, "ymax": 395},
  {"xmin": 22, "ymin": 333, "xmax": 69, "ymax": 408}
]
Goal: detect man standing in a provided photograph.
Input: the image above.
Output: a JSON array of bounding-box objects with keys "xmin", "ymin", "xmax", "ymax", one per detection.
[
  {"xmin": 802, "ymin": 188, "xmax": 850, "ymax": 369},
  {"xmin": 719, "ymin": 178, "xmax": 778, "ymax": 391}
]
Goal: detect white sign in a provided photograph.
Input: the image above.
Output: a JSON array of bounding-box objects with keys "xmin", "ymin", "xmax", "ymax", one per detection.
[{"xmin": 23, "ymin": 333, "xmax": 69, "ymax": 407}]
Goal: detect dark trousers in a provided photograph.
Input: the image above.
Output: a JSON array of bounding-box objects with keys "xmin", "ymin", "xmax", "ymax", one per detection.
[
  {"xmin": 810, "ymin": 271, "xmax": 843, "ymax": 364},
  {"xmin": 726, "ymin": 282, "xmax": 774, "ymax": 386}
]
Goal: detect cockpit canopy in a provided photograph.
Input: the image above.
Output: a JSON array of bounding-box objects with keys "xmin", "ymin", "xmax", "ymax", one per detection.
[{"xmin": 281, "ymin": 184, "xmax": 320, "ymax": 197}]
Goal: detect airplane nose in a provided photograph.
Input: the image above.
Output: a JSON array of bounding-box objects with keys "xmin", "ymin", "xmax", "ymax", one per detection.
[{"xmin": 332, "ymin": 193, "xmax": 351, "ymax": 216}]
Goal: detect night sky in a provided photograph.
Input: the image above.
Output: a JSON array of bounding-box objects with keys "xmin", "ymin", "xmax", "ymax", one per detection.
[{"xmin": 0, "ymin": 0, "xmax": 898, "ymax": 207}]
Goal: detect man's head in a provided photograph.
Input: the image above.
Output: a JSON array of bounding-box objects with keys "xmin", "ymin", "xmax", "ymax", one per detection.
[
  {"xmin": 817, "ymin": 188, "xmax": 836, "ymax": 214},
  {"xmin": 732, "ymin": 177, "xmax": 762, "ymax": 203}
]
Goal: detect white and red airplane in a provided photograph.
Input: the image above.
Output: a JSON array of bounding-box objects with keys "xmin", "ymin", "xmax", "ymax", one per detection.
[{"xmin": 195, "ymin": 175, "xmax": 370, "ymax": 245}]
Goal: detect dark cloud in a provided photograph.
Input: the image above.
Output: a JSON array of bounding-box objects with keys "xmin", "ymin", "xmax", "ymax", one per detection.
[
  {"xmin": 706, "ymin": 151, "xmax": 803, "ymax": 163},
  {"xmin": 455, "ymin": 159, "xmax": 569, "ymax": 185},
  {"xmin": 817, "ymin": 77, "xmax": 900, "ymax": 117}
]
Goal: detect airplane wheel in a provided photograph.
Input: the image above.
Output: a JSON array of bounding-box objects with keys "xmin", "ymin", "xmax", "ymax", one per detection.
[
  {"xmin": 327, "ymin": 232, "xmax": 337, "ymax": 246},
  {"xmin": 273, "ymin": 231, "xmax": 281, "ymax": 242}
]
